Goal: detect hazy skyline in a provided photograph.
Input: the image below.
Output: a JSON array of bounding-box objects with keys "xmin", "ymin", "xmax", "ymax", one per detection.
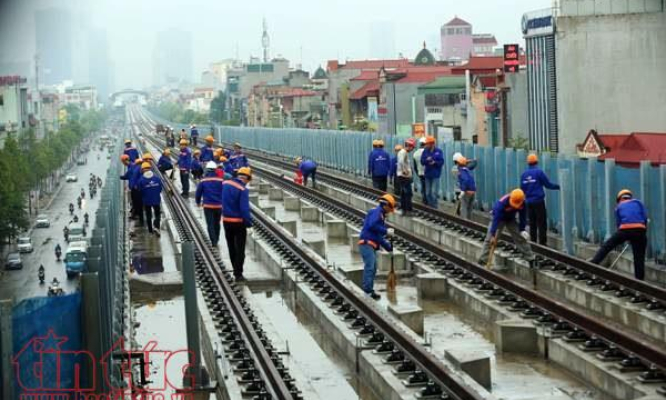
[{"xmin": 0, "ymin": 0, "xmax": 552, "ymax": 90}]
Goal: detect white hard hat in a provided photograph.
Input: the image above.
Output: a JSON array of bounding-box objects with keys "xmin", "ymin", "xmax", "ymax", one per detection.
[
  {"xmin": 419, "ymin": 137, "xmax": 426, "ymax": 144},
  {"xmin": 205, "ymin": 161, "xmax": 217, "ymax": 170},
  {"xmin": 453, "ymin": 152, "xmax": 463, "ymax": 162}
]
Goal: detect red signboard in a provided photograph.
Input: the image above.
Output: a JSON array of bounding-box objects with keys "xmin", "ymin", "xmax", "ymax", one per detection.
[
  {"xmin": 503, "ymin": 44, "xmax": 520, "ymax": 73},
  {"xmin": 0, "ymin": 75, "xmax": 27, "ymax": 86}
]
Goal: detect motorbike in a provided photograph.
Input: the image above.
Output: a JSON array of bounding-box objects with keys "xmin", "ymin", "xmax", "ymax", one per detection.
[
  {"xmin": 77, "ymin": 197, "xmax": 82, "ymax": 209},
  {"xmin": 84, "ymin": 213, "xmax": 89, "ymax": 225},
  {"xmin": 97, "ymin": 177, "xmax": 102, "ymax": 187},
  {"xmin": 69, "ymin": 204, "xmax": 74, "ymax": 215},
  {"xmin": 55, "ymin": 245, "xmax": 62, "ymax": 261},
  {"xmin": 63, "ymin": 227, "xmax": 69, "ymax": 242},
  {"xmin": 73, "ymin": 215, "xmax": 79, "ymax": 223},
  {"xmin": 38, "ymin": 266, "xmax": 45, "ymax": 284},
  {"xmin": 47, "ymin": 278, "xmax": 65, "ymax": 297}
]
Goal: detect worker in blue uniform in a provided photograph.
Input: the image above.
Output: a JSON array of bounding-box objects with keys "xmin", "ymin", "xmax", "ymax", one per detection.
[
  {"xmin": 478, "ymin": 189, "xmax": 535, "ymax": 266},
  {"xmin": 200, "ymin": 136, "xmax": 215, "ymax": 162},
  {"xmin": 222, "ymin": 167, "xmax": 253, "ymax": 281},
  {"xmin": 520, "ymin": 154, "xmax": 560, "ymax": 245},
  {"xmin": 192, "ymin": 150, "xmax": 203, "ymax": 180},
  {"xmin": 175, "ymin": 139, "xmax": 192, "ymax": 197},
  {"xmin": 123, "ymin": 139, "xmax": 140, "ymax": 163},
  {"xmin": 157, "ymin": 149, "xmax": 173, "ymax": 174},
  {"xmin": 591, "ymin": 190, "xmax": 648, "ymax": 280},
  {"xmin": 368, "ymin": 140, "xmax": 391, "ymax": 191},
  {"xmin": 390, "ymin": 145, "xmax": 402, "ymax": 197},
  {"xmin": 457, "ymin": 156, "xmax": 477, "ymax": 220},
  {"xmin": 296, "ymin": 157, "xmax": 318, "ymax": 188},
  {"xmin": 121, "ymin": 158, "xmax": 144, "ymax": 225},
  {"xmin": 359, "ymin": 194, "xmax": 396, "ymax": 300},
  {"xmin": 229, "ymin": 143, "xmax": 249, "ymax": 173},
  {"xmin": 190, "ymin": 125, "xmax": 199, "ymax": 146},
  {"xmin": 138, "ymin": 162, "xmax": 163, "ymax": 236},
  {"xmin": 196, "ymin": 161, "xmax": 225, "ymax": 246},
  {"xmin": 420, "ymin": 136, "xmax": 444, "ymax": 209}
]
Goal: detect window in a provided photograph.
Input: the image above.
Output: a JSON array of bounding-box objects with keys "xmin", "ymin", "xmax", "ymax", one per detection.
[
  {"xmin": 447, "ymin": 28, "xmax": 455, "ymax": 35},
  {"xmin": 0, "ymin": 94, "xmax": 3, "ymax": 106},
  {"xmin": 456, "ymin": 28, "xmax": 463, "ymax": 34}
]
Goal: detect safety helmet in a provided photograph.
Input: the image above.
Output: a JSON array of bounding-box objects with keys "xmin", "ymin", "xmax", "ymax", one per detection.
[
  {"xmin": 219, "ymin": 156, "xmax": 228, "ymax": 162},
  {"xmin": 377, "ymin": 139, "xmax": 385, "ymax": 147},
  {"xmin": 419, "ymin": 137, "xmax": 427, "ymax": 145},
  {"xmin": 120, "ymin": 154, "xmax": 130, "ymax": 162},
  {"xmin": 378, "ymin": 194, "xmax": 396, "ymax": 213},
  {"xmin": 237, "ymin": 167, "xmax": 252, "ymax": 181},
  {"xmin": 214, "ymin": 148, "xmax": 223, "ymax": 157},
  {"xmin": 205, "ymin": 161, "xmax": 217, "ymax": 170},
  {"xmin": 453, "ymin": 152, "xmax": 463, "ymax": 162},
  {"xmin": 509, "ymin": 189, "xmax": 525, "ymax": 208},
  {"xmin": 295, "ymin": 157, "xmax": 303, "ymax": 165},
  {"xmin": 163, "ymin": 149, "xmax": 171, "ymax": 156},
  {"xmin": 142, "ymin": 152, "xmax": 154, "ymax": 161},
  {"xmin": 458, "ymin": 156, "xmax": 468, "ymax": 166},
  {"xmin": 194, "ymin": 149, "xmax": 201, "ymax": 155},
  {"xmin": 134, "ymin": 158, "xmax": 144, "ymax": 165},
  {"xmin": 372, "ymin": 139, "xmax": 380, "ymax": 147},
  {"xmin": 425, "ymin": 136, "xmax": 436, "ymax": 145},
  {"xmin": 141, "ymin": 162, "xmax": 151, "ymax": 170},
  {"xmin": 124, "ymin": 139, "xmax": 131, "ymax": 144},
  {"xmin": 233, "ymin": 142, "xmax": 242, "ymax": 149},
  {"xmin": 205, "ymin": 135, "xmax": 214, "ymax": 143},
  {"xmin": 394, "ymin": 144, "xmax": 403, "ymax": 152},
  {"xmin": 527, "ymin": 154, "xmax": 538, "ymax": 165},
  {"xmin": 192, "ymin": 124, "xmax": 196, "ymax": 128},
  {"xmin": 179, "ymin": 139, "xmax": 189, "ymax": 146},
  {"xmin": 616, "ymin": 189, "xmax": 633, "ymax": 202},
  {"xmin": 405, "ymin": 138, "xmax": 416, "ymax": 148}
]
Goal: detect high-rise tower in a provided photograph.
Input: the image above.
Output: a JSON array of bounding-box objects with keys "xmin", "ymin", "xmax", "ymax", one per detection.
[{"xmin": 262, "ymin": 18, "xmax": 270, "ymax": 62}]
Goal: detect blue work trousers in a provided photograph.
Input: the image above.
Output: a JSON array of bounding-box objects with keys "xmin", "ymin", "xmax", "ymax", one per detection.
[
  {"xmin": 425, "ymin": 177, "xmax": 440, "ymax": 208},
  {"xmin": 204, "ymin": 208, "xmax": 222, "ymax": 245},
  {"xmin": 360, "ymin": 244, "xmax": 377, "ymax": 294}
]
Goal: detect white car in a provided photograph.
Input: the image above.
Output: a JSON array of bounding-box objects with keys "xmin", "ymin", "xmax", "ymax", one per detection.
[
  {"xmin": 17, "ymin": 237, "xmax": 33, "ymax": 253},
  {"xmin": 66, "ymin": 174, "xmax": 78, "ymax": 182},
  {"xmin": 36, "ymin": 214, "xmax": 50, "ymax": 228}
]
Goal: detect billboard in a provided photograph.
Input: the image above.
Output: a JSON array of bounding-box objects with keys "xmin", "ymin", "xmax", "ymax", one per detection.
[
  {"xmin": 503, "ymin": 44, "xmax": 520, "ymax": 73},
  {"xmin": 521, "ymin": 9, "xmax": 555, "ymax": 38}
]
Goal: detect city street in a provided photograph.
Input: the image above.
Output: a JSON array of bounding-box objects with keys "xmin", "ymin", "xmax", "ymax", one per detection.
[{"xmin": 0, "ymin": 142, "xmax": 111, "ymax": 303}]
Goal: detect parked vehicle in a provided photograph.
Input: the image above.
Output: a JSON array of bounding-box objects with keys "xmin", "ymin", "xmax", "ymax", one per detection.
[
  {"xmin": 36, "ymin": 214, "xmax": 50, "ymax": 228},
  {"xmin": 17, "ymin": 237, "xmax": 33, "ymax": 253},
  {"xmin": 5, "ymin": 252, "xmax": 22, "ymax": 270},
  {"xmin": 66, "ymin": 174, "xmax": 78, "ymax": 182},
  {"xmin": 67, "ymin": 223, "xmax": 86, "ymax": 243},
  {"xmin": 64, "ymin": 240, "xmax": 88, "ymax": 277}
]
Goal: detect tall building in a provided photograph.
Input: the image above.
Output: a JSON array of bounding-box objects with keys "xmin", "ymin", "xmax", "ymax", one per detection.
[
  {"xmin": 369, "ymin": 21, "xmax": 396, "ymax": 59},
  {"xmin": 35, "ymin": 8, "xmax": 73, "ymax": 85},
  {"xmin": 153, "ymin": 28, "xmax": 193, "ymax": 85},
  {"xmin": 88, "ymin": 28, "xmax": 111, "ymax": 103},
  {"xmin": 440, "ymin": 17, "xmax": 473, "ymax": 62},
  {"xmin": 523, "ymin": 9, "xmax": 558, "ymax": 152}
]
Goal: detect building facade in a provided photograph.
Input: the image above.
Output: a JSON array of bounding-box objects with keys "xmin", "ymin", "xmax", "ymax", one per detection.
[
  {"xmin": 153, "ymin": 28, "xmax": 193, "ymax": 85},
  {"xmin": 523, "ymin": 8, "xmax": 559, "ymax": 152},
  {"xmin": 35, "ymin": 8, "xmax": 73, "ymax": 85},
  {"xmin": 440, "ymin": 17, "xmax": 473, "ymax": 62},
  {"xmin": 0, "ymin": 76, "xmax": 29, "ymax": 133}
]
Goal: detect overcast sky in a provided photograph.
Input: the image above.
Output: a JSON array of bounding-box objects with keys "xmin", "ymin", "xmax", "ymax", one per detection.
[{"xmin": 0, "ymin": 0, "xmax": 552, "ymax": 89}]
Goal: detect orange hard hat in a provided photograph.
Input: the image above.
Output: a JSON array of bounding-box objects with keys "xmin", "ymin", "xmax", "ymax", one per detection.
[
  {"xmin": 379, "ymin": 194, "xmax": 396, "ymax": 213},
  {"xmin": 214, "ymin": 148, "xmax": 223, "ymax": 157},
  {"xmin": 219, "ymin": 156, "xmax": 228, "ymax": 162},
  {"xmin": 509, "ymin": 189, "xmax": 525, "ymax": 208},
  {"xmin": 205, "ymin": 135, "xmax": 214, "ymax": 143},
  {"xmin": 424, "ymin": 136, "xmax": 436, "ymax": 145},
  {"xmin": 120, "ymin": 154, "xmax": 130, "ymax": 162},
  {"xmin": 527, "ymin": 154, "xmax": 538, "ymax": 164}
]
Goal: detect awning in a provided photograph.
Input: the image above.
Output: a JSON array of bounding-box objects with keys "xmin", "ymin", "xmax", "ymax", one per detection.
[
  {"xmin": 417, "ymin": 76, "xmax": 466, "ymax": 95},
  {"xmin": 350, "ymin": 81, "xmax": 380, "ymax": 100}
]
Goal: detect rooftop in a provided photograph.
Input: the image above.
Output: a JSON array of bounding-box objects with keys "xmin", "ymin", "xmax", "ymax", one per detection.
[
  {"xmin": 327, "ymin": 59, "xmax": 411, "ymax": 72},
  {"xmin": 443, "ymin": 16, "xmax": 471, "ymax": 27},
  {"xmin": 418, "ymin": 76, "xmax": 466, "ymax": 95},
  {"xmin": 596, "ymin": 132, "xmax": 666, "ymax": 166}
]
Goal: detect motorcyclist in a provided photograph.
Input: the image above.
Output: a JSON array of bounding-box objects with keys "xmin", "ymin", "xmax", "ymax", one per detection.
[
  {"xmin": 73, "ymin": 215, "xmax": 79, "ymax": 223},
  {"xmin": 38, "ymin": 265, "xmax": 45, "ymax": 283},
  {"xmin": 77, "ymin": 197, "xmax": 82, "ymax": 209},
  {"xmin": 84, "ymin": 213, "xmax": 89, "ymax": 225},
  {"xmin": 69, "ymin": 203, "xmax": 74, "ymax": 215},
  {"xmin": 81, "ymin": 189, "xmax": 85, "ymax": 199},
  {"xmin": 63, "ymin": 226, "xmax": 69, "ymax": 241}
]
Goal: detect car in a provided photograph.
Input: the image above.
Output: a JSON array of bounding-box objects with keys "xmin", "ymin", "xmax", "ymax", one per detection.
[
  {"xmin": 5, "ymin": 252, "xmax": 22, "ymax": 270},
  {"xmin": 36, "ymin": 214, "xmax": 50, "ymax": 228},
  {"xmin": 17, "ymin": 237, "xmax": 33, "ymax": 253},
  {"xmin": 66, "ymin": 174, "xmax": 78, "ymax": 182},
  {"xmin": 77, "ymin": 159, "xmax": 86, "ymax": 166}
]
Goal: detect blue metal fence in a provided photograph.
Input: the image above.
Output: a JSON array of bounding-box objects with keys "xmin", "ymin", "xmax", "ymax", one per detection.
[{"xmin": 146, "ymin": 111, "xmax": 666, "ymax": 262}]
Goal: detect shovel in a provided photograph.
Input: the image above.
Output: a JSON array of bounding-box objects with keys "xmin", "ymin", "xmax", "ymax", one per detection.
[
  {"xmin": 387, "ymin": 238, "xmax": 397, "ymax": 292},
  {"xmin": 609, "ymin": 244, "xmax": 630, "ymax": 271},
  {"xmin": 486, "ymin": 235, "xmax": 497, "ymax": 270}
]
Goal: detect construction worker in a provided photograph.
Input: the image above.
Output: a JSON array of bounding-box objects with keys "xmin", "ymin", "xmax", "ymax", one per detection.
[
  {"xmin": 190, "ymin": 125, "xmax": 199, "ymax": 146},
  {"xmin": 412, "ymin": 138, "xmax": 426, "ymax": 199},
  {"xmin": 452, "ymin": 152, "xmax": 478, "ymax": 215},
  {"xmin": 157, "ymin": 149, "xmax": 173, "ymax": 174},
  {"xmin": 391, "ymin": 144, "xmax": 403, "ymax": 197},
  {"xmin": 123, "ymin": 139, "xmax": 140, "ymax": 163},
  {"xmin": 296, "ymin": 157, "xmax": 318, "ymax": 189},
  {"xmin": 368, "ymin": 140, "xmax": 391, "ymax": 191},
  {"xmin": 201, "ymin": 136, "xmax": 215, "ymax": 162},
  {"xmin": 196, "ymin": 161, "xmax": 225, "ymax": 246},
  {"xmin": 222, "ymin": 167, "xmax": 253, "ymax": 281},
  {"xmin": 397, "ymin": 138, "xmax": 416, "ymax": 216},
  {"xmin": 591, "ymin": 190, "xmax": 648, "ymax": 280},
  {"xmin": 229, "ymin": 143, "xmax": 249, "ymax": 173},
  {"xmin": 420, "ymin": 137, "xmax": 444, "ymax": 208},
  {"xmin": 457, "ymin": 157, "xmax": 476, "ymax": 220},
  {"xmin": 192, "ymin": 150, "xmax": 203, "ymax": 180},
  {"xmin": 216, "ymin": 156, "xmax": 233, "ymax": 179},
  {"xmin": 119, "ymin": 154, "xmax": 133, "ymax": 211},
  {"xmin": 478, "ymin": 189, "xmax": 535, "ymax": 266},
  {"xmin": 520, "ymin": 154, "xmax": 560, "ymax": 245},
  {"xmin": 138, "ymin": 161, "xmax": 163, "ymax": 236},
  {"xmin": 175, "ymin": 139, "xmax": 192, "ymax": 197},
  {"xmin": 180, "ymin": 128, "xmax": 188, "ymax": 141},
  {"xmin": 359, "ymin": 194, "xmax": 396, "ymax": 300},
  {"xmin": 121, "ymin": 158, "xmax": 144, "ymax": 224}
]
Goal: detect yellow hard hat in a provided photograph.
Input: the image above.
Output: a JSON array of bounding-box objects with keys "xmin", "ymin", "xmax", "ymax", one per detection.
[
  {"xmin": 179, "ymin": 139, "xmax": 189, "ymax": 146},
  {"xmin": 372, "ymin": 139, "xmax": 379, "ymax": 147},
  {"xmin": 214, "ymin": 148, "xmax": 223, "ymax": 157},
  {"xmin": 294, "ymin": 157, "xmax": 303, "ymax": 165},
  {"xmin": 377, "ymin": 140, "xmax": 385, "ymax": 147},
  {"xmin": 124, "ymin": 139, "xmax": 131, "ymax": 144},
  {"xmin": 163, "ymin": 149, "xmax": 171, "ymax": 156},
  {"xmin": 142, "ymin": 152, "xmax": 154, "ymax": 161},
  {"xmin": 509, "ymin": 189, "xmax": 525, "ymax": 208},
  {"xmin": 617, "ymin": 189, "xmax": 633, "ymax": 202},
  {"xmin": 141, "ymin": 162, "xmax": 151, "ymax": 170},
  {"xmin": 237, "ymin": 167, "xmax": 252, "ymax": 181},
  {"xmin": 194, "ymin": 149, "xmax": 201, "ymax": 155},
  {"xmin": 379, "ymin": 194, "xmax": 396, "ymax": 213},
  {"xmin": 394, "ymin": 144, "xmax": 403, "ymax": 152},
  {"xmin": 205, "ymin": 135, "xmax": 214, "ymax": 143}
]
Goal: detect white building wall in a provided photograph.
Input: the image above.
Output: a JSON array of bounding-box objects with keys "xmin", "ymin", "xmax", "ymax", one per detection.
[{"xmin": 556, "ymin": 8, "xmax": 666, "ymax": 153}]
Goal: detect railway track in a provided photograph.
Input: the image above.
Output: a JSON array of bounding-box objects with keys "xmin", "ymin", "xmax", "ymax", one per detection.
[
  {"xmin": 128, "ymin": 108, "xmax": 300, "ymax": 400},
  {"xmin": 134, "ymin": 107, "xmax": 666, "ymax": 394}
]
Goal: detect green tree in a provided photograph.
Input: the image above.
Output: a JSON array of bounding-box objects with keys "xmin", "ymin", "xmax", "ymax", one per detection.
[{"xmin": 209, "ymin": 91, "xmax": 227, "ymax": 123}]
